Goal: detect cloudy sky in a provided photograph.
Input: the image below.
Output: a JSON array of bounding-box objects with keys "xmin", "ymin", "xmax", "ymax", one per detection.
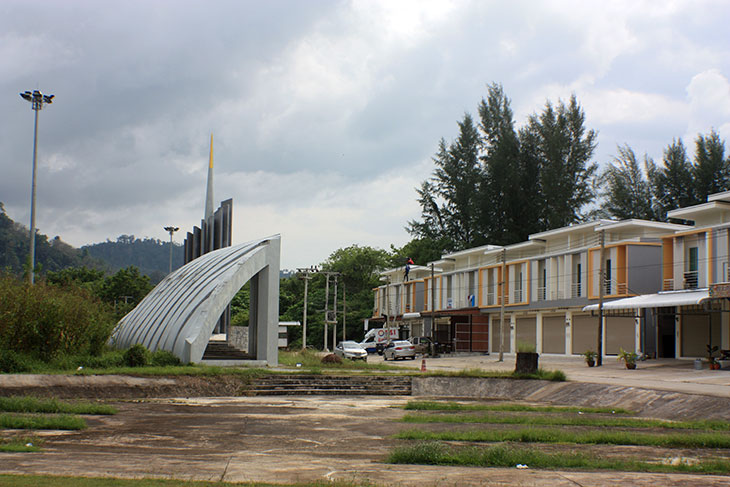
[{"xmin": 2, "ymin": 0, "xmax": 729, "ymax": 270}]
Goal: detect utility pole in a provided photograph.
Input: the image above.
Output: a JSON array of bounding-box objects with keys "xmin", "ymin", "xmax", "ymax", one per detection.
[
  {"xmin": 343, "ymin": 283, "xmax": 347, "ymax": 341},
  {"xmin": 321, "ymin": 271, "xmax": 341, "ymax": 352},
  {"xmin": 430, "ymin": 263, "xmax": 437, "ymax": 357},
  {"xmin": 597, "ymin": 230, "xmax": 606, "ymax": 366},
  {"xmin": 332, "ymin": 274, "xmax": 338, "ymax": 348},
  {"xmin": 324, "ymin": 273, "xmax": 330, "ymax": 352},
  {"xmin": 499, "ymin": 248, "xmax": 506, "ymax": 362},
  {"xmin": 385, "ymin": 275, "xmax": 391, "ymax": 342},
  {"xmin": 296, "ymin": 266, "xmax": 318, "ymax": 349}
]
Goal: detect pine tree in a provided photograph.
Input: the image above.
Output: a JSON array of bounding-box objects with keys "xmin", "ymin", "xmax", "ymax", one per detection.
[
  {"xmin": 408, "ymin": 113, "xmax": 483, "ymax": 250},
  {"xmin": 602, "ymin": 145, "xmax": 656, "ymax": 220},
  {"xmin": 647, "ymin": 138, "xmax": 695, "ymax": 219},
  {"xmin": 693, "ymin": 129, "xmax": 729, "ymax": 202},
  {"xmin": 527, "ymin": 95, "xmax": 598, "ymax": 229}
]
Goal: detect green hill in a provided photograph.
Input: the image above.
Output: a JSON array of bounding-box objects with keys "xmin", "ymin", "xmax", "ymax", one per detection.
[{"xmin": 0, "ymin": 203, "xmax": 183, "ymax": 283}]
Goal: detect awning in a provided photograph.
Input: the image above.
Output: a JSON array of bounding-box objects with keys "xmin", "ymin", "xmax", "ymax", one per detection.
[{"xmin": 583, "ymin": 289, "xmax": 709, "ymax": 311}]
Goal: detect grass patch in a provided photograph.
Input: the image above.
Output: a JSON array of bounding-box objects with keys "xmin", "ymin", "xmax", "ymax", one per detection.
[
  {"xmin": 0, "ymin": 396, "xmax": 116, "ymax": 415},
  {"xmin": 401, "ymin": 412, "xmax": 730, "ymax": 431},
  {"xmin": 387, "ymin": 441, "xmax": 730, "ymax": 474},
  {"xmin": 0, "ymin": 413, "xmax": 86, "ymax": 430},
  {"xmin": 0, "ymin": 437, "xmax": 42, "ymax": 453},
  {"xmin": 403, "ymin": 400, "xmax": 632, "ymax": 414},
  {"xmin": 395, "ymin": 427, "xmax": 730, "ymax": 448},
  {"xmin": 0, "ymin": 475, "xmax": 374, "ymax": 486}
]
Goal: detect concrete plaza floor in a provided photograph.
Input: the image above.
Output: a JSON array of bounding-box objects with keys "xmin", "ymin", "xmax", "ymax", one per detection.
[{"xmin": 377, "ymin": 353, "xmax": 730, "ymax": 398}]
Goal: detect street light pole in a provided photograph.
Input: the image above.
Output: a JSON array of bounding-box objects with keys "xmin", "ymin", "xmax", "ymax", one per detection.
[
  {"xmin": 164, "ymin": 226, "xmax": 179, "ymax": 273},
  {"xmin": 20, "ymin": 90, "xmax": 54, "ymax": 285}
]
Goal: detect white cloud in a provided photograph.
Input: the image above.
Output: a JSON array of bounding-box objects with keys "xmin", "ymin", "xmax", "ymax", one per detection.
[{"xmin": 685, "ymin": 69, "xmax": 730, "ymax": 142}]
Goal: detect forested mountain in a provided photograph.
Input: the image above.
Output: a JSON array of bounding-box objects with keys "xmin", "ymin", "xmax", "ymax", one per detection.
[
  {"xmin": 0, "ymin": 203, "xmax": 102, "ymax": 275},
  {"xmin": 82, "ymin": 235, "xmax": 184, "ymax": 283},
  {"xmin": 0, "ymin": 204, "xmax": 183, "ymax": 283}
]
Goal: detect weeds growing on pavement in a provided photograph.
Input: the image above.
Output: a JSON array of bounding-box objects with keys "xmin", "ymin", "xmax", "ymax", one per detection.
[
  {"xmin": 0, "ymin": 413, "xmax": 86, "ymax": 430},
  {"xmin": 0, "ymin": 396, "xmax": 116, "ymax": 415},
  {"xmin": 387, "ymin": 441, "xmax": 730, "ymax": 474},
  {"xmin": 0, "ymin": 437, "xmax": 41, "ymax": 453},
  {"xmin": 403, "ymin": 400, "xmax": 632, "ymax": 414},
  {"xmin": 401, "ymin": 412, "xmax": 730, "ymax": 430},
  {"xmin": 394, "ymin": 427, "xmax": 730, "ymax": 448}
]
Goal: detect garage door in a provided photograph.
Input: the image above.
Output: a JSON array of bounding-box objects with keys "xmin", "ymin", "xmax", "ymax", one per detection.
[
  {"xmin": 572, "ymin": 314, "xmax": 598, "ymax": 355},
  {"xmin": 542, "ymin": 315, "xmax": 565, "ymax": 354},
  {"xmin": 516, "ymin": 317, "xmax": 536, "ymax": 350},
  {"xmin": 605, "ymin": 317, "xmax": 635, "ymax": 355}
]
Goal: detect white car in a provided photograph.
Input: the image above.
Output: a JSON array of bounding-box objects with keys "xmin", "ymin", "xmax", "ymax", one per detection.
[
  {"xmin": 383, "ymin": 340, "xmax": 416, "ymax": 361},
  {"xmin": 334, "ymin": 341, "xmax": 368, "ymax": 361}
]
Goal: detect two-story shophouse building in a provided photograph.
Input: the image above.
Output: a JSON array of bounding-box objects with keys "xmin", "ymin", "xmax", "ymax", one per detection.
[
  {"xmin": 589, "ymin": 190, "xmax": 730, "ymax": 359},
  {"xmin": 373, "ymin": 219, "xmax": 689, "ymax": 357}
]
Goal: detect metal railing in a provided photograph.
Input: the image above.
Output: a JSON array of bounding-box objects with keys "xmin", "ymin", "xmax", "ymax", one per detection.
[
  {"xmin": 571, "ymin": 282, "xmax": 582, "ymax": 298},
  {"xmin": 663, "ymin": 279, "xmax": 674, "ymax": 291},
  {"xmin": 537, "ymin": 286, "xmax": 547, "ymax": 301},
  {"xmin": 684, "ymin": 271, "xmax": 699, "ymax": 289}
]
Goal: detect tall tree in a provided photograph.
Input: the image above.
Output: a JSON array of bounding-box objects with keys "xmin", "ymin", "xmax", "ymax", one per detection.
[
  {"xmin": 601, "ymin": 145, "xmax": 656, "ymax": 220},
  {"xmin": 647, "ymin": 138, "xmax": 695, "ymax": 219},
  {"xmin": 526, "ymin": 95, "xmax": 598, "ymax": 229},
  {"xmin": 693, "ymin": 129, "xmax": 729, "ymax": 202},
  {"xmin": 478, "ymin": 83, "xmax": 534, "ymax": 244},
  {"xmin": 408, "ymin": 113, "xmax": 483, "ymax": 250}
]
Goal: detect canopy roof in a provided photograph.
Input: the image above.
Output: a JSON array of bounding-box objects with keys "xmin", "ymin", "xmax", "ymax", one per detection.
[{"xmin": 583, "ymin": 289, "xmax": 709, "ymax": 311}]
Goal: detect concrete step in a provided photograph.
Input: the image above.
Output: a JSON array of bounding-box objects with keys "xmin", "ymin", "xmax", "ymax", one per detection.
[
  {"xmin": 250, "ymin": 374, "xmax": 412, "ymax": 396},
  {"xmin": 202, "ymin": 341, "xmax": 251, "ymax": 360}
]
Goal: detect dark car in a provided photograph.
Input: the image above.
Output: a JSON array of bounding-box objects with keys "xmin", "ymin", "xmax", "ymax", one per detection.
[{"xmin": 408, "ymin": 336, "xmax": 433, "ymax": 354}]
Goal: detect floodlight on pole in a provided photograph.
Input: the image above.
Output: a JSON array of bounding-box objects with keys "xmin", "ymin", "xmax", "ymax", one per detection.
[
  {"xmin": 20, "ymin": 90, "xmax": 54, "ymax": 284},
  {"xmin": 164, "ymin": 226, "xmax": 179, "ymax": 273}
]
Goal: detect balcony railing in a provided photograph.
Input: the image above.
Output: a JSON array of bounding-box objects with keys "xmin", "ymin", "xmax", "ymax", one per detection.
[
  {"xmin": 571, "ymin": 282, "xmax": 582, "ymax": 298},
  {"xmin": 663, "ymin": 279, "xmax": 674, "ymax": 291},
  {"xmin": 537, "ymin": 286, "xmax": 547, "ymax": 301},
  {"xmin": 684, "ymin": 271, "xmax": 699, "ymax": 289},
  {"xmin": 486, "ymin": 292, "xmax": 496, "ymax": 306}
]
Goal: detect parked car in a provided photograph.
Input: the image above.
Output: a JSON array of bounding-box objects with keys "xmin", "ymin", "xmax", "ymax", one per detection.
[
  {"xmin": 408, "ymin": 336, "xmax": 433, "ymax": 355},
  {"xmin": 383, "ymin": 340, "xmax": 416, "ymax": 361},
  {"xmin": 334, "ymin": 341, "xmax": 368, "ymax": 361}
]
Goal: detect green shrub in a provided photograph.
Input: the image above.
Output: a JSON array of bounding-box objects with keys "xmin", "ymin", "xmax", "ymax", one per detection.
[
  {"xmin": 123, "ymin": 344, "xmax": 150, "ymax": 367},
  {"xmin": 0, "ymin": 273, "xmax": 116, "ymax": 360},
  {"xmin": 150, "ymin": 350, "xmax": 181, "ymax": 367},
  {"xmin": 0, "ymin": 350, "xmax": 32, "ymax": 373}
]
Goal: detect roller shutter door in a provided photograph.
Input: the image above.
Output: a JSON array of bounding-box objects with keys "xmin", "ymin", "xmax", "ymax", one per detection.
[
  {"xmin": 572, "ymin": 314, "xmax": 598, "ymax": 355},
  {"xmin": 516, "ymin": 317, "xmax": 536, "ymax": 349},
  {"xmin": 605, "ymin": 317, "xmax": 635, "ymax": 355},
  {"xmin": 542, "ymin": 315, "xmax": 565, "ymax": 354}
]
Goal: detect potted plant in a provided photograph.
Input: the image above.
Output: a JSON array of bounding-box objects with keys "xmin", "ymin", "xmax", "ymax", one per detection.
[
  {"xmin": 707, "ymin": 345, "xmax": 720, "ymax": 370},
  {"xmin": 617, "ymin": 347, "xmax": 638, "ymax": 369},
  {"xmin": 583, "ymin": 349, "xmax": 597, "ymax": 367}
]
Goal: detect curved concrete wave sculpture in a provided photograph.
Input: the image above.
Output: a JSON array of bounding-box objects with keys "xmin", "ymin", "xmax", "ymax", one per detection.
[{"xmin": 110, "ymin": 235, "xmax": 280, "ymax": 364}]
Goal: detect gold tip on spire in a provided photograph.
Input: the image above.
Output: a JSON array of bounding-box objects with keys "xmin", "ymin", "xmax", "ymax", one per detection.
[{"xmin": 209, "ymin": 134, "xmax": 214, "ymax": 169}]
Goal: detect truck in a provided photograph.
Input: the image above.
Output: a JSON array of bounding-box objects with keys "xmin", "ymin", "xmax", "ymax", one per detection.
[{"xmin": 359, "ymin": 327, "xmax": 399, "ymax": 354}]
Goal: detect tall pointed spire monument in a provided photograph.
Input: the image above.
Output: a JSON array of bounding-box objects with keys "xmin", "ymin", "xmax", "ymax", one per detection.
[{"xmin": 204, "ymin": 133, "xmax": 214, "ymax": 222}]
